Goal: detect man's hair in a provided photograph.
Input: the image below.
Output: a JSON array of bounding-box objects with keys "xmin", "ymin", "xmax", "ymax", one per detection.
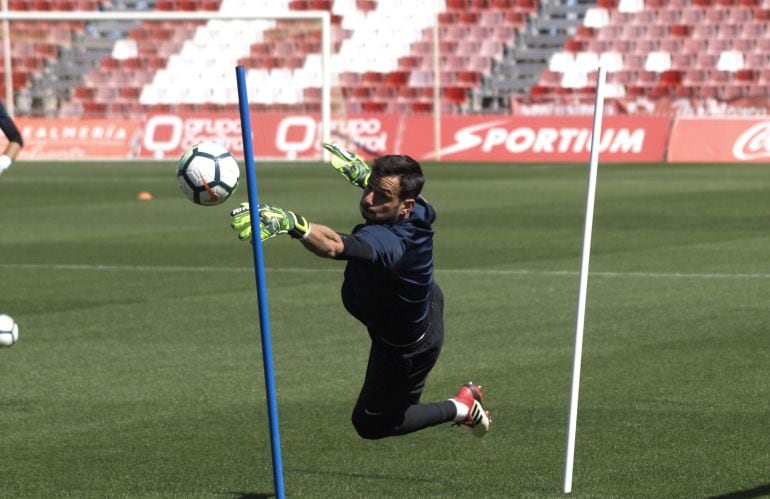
[{"xmin": 372, "ymin": 155, "xmax": 424, "ymax": 200}]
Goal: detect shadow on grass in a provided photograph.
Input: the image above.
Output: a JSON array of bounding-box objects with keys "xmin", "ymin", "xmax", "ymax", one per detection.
[
  {"xmin": 707, "ymin": 483, "xmax": 770, "ymax": 499},
  {"xmin": 223, "ymin": 467, "xmax": 444, "ymax": 497},
  {"xmin": 291, "ymin": 467, "xmax": 444, "ymax": 484}
]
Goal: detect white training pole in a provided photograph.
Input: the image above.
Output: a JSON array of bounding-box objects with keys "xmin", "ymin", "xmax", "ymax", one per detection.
[
  {"xmin": 1, "ymin": 0, "xmax": 13, "ymax": 116},
  {"xmin": 563, "ymin": 66, "xmax": 607, "ymax": 495},
  {"xmin": 432, "ymin": 0, "xmax": 442, "ymax": 160}
]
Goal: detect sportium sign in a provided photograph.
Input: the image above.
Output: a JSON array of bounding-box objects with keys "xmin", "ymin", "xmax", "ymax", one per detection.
[
  {"xmin": 400, "ymin": 115, "xmax": 671, "ymax": 162},
  {"xmin": 668, "ymin": 118, "xmax": 770, "ymax": 163}
]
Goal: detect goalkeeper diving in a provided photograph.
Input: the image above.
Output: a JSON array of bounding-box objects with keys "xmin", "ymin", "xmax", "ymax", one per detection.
[{"xmin": 230, "ymin": 143, "xmax": 490, "ymax": 439}]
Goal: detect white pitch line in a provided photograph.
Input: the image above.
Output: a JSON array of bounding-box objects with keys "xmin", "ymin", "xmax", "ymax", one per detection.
[
  {"xmin": 1, "ymin": 262, "xmax": 770, "ymax": 280},
  {"xmin": 448, "ymin": 268, "xmax": 770, "ymax": 280}
]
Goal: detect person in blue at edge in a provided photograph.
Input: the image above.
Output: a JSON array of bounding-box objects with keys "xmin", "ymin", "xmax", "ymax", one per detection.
[
  {"xmin": 0, "ymin": 100, "xmax": 24, "ymax": 179},
  {"xmin": 229, "ymin": 143, "xmax": 490, "ymax": 440}
]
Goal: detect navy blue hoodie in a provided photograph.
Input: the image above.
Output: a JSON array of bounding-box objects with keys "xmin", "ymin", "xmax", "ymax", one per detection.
[{"xmin": 341, "ymin": 197, "xmax": 436, "ymax": 344}]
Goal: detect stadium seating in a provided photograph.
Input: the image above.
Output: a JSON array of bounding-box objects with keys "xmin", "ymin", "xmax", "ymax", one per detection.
[
  {"xmin": 10, "ymin": 0, "xmax": 530, "ymax": 116},
  {"xmin": 529, "ymin": 0, "xmax": 770, "ymax": 105},
  {"xmin": 9, "ymin": 0, "xmax": 770, "ymax": 117}
]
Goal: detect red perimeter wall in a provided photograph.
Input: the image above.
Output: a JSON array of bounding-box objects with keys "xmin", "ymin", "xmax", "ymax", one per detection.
[{"xmin": 8, "ymin": 114, "xmax": 770, "ymax": 163}]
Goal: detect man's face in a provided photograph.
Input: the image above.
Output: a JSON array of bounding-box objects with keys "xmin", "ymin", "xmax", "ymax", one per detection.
[{"xmin": 359, "ymin": 174, "xmax": 414, "ymax": 224}]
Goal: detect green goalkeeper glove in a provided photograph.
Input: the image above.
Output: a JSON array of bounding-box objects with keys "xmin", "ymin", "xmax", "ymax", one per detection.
[
  {"xmin": 230, "ymin": 203, "xmax": 310, "ymax": 241},
  {"xmin": 322, "ymin": 142, "xmax": 370, "ymax": 189}
]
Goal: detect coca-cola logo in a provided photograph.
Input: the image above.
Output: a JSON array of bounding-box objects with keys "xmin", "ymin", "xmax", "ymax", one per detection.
[{"xmin": 733, "ymin": 122, "xmax": 770, "ymax": 160}]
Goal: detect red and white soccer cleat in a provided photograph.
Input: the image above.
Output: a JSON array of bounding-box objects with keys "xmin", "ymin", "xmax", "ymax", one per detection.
[{"xmin": 453, "ymin": 382, "xmax": 491, "ymax": 437}]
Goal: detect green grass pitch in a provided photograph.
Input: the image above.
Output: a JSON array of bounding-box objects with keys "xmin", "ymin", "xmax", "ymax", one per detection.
[{"xmin": 1, "ymin": 160, "xmax": 768, "ymax": 498}]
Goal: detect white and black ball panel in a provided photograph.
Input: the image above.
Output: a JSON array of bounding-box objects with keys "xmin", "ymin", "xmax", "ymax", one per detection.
[
  {"xmin": 176, "ymin": 142, "xmax": 240, "ymax": 206},
  {"xmin": 0, "ymin": 314, "xmax": 19, "ymax": 347}
]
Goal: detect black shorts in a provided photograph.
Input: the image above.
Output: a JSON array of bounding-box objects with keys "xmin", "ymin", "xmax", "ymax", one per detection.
[{"xmin": 355, "ymin": 282, "xmax": 445, "ymax": 415}]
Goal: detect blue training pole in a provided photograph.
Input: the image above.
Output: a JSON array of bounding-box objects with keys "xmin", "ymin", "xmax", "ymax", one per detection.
[{"xmin": 235, "ymin": 65, "xmax": 286, "ymax": 499}]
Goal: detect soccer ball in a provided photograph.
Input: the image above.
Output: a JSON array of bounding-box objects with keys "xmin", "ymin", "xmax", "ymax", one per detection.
[
  {"xmin": 0, "ymin": 314, "xmax": 19, "ymax": 347},
  {"xmin": 176, "ymin": 142, "xmax": 240, "ymax": 206}
]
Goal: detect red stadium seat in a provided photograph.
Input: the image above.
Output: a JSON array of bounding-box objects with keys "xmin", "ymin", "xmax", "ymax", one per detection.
[
  {"xmin": 309, "ymin": 0, "xmax": 332, "ymax": 10},
  {"xmin": 202, "ymin": 0, "xmax": 220, "ymax": 10},
  {"xmin": 83, "ymin": 102, "xmax": 107, "ymax": 116},
  {"xmin": 649, "ymin": 86, "xmax": 674, "ymax": 98},
  {"xmin": 438, "ymin": 11, "xmax": 458, "ymax": 24},
  {"xmin": 456, "ymin": 71, "xmax": 481, "ymax": 87},
  {"xmin": 155, "ymin": 0, "xmax": 176, "ymax": 10},
  {"xmin": 355, "ymin": 0, "xmax": 376, "ymax": 11},
  {"xmin": 514, "ymin": 0, "xmax": 537, "ymax": 12},
  {"xmin": 361, "ymin": 72, "xmax": 385, "ymax": 85},
  {"xmin": 53, "ymin": 0, "xmax": 76, "ymax": 9},
  {"xmin": 734, "ymin": 69, "xmax": 757, "ymax": 82},
  {"xmin": 177, "ymin": 0, "xmax": 198, "ymax": 10},
  {"xmin": 411, "ymin": 102, "xmax": 433, "ymax": 113},
  {"xmin": 351, "ymin": 87, "xmax": 372, "ymax": 99},
  {"xmin": 669, "ymin": 24, "xmax": 692, "ymax": 37},
  {"xmin": 384, "ymin": 71, "xmax": 409, "ymax": 87},
  {"xmin": 457, "ymin": 11, "xmax": 480, "ymax": 24},
  {"xmin": 758, "ymin": 68, "xmax": 770, "ymax": 83},
  {"xmin": 660, "ymin": 70, "xmax": 683, "ymax": 85},
  {"xmin": 361, "ymin": 101, "xmax": 388, "ymax": 113},
  {"xmin": 443, "ymin": 86, "xmax": 468, "ymax": 105}
]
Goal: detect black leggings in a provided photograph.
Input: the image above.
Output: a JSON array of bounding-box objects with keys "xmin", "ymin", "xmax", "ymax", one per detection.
[{"xmin": 351, "ymin": 283, "xmax": 457, "ymax": 439}]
